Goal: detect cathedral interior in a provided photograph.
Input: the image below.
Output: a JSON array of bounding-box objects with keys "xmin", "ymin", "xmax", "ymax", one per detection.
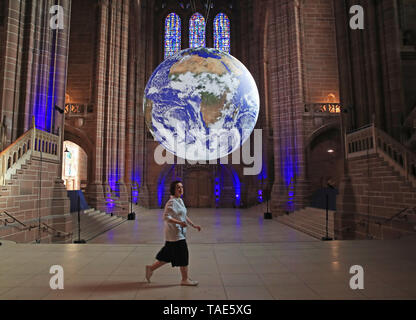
[{"xmin": 0, "ymin": 0, "xmax": 416, "ymax": 301}]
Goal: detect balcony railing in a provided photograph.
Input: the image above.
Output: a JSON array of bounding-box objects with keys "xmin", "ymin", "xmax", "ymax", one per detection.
[
  {"xmin": 304, "ymin": 103, "xmax": 342, "ymax": 114},
  {"xmin": 64, "ymin": 103, "xmax": 94, "ymax": 117}
]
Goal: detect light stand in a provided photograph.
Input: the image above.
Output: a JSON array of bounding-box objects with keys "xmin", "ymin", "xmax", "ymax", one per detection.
[
  {"xmin": 127, "ymin": 185, "xmax": 136, "ymax": 220},
  {"xmin": 264, "ymin": 190, "xmax": 272, "ymax": 219},
  {"xmin": 322, "ymin": 184, "xmax": 334, "ymax": 241},
  {"xmin": 74, "ymin": 190, "xmax": 86, "ymax": 244}
]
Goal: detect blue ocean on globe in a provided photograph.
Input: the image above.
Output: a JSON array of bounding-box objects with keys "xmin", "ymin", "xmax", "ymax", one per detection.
[{"xmin": 144, "ymin": 47, "xmax": 260, "ymax": 161}]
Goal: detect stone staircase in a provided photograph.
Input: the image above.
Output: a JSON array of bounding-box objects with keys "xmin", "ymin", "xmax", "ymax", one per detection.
[
  {"xmin": 71, "ymin": 208, "xmax": 126, "ymax": 242},
  {"xmin": 277, "ymin": 207, "xmax": 335, "ymax": 240},
  {"xmin": 335, "ymin": 124, "xmax": 416, "ymax": 239},
  {"xmin": 0, "ymin": 125, "xmax": 73, "ymax": 243}
]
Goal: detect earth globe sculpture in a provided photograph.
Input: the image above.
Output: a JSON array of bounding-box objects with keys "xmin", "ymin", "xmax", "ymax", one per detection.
[{"xmin": 144, "ymin": 47, "xmax": 260, "ymax": 161}]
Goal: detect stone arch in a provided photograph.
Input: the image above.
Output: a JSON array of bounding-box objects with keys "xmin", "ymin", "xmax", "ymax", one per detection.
[
  {"xmin": 64, "ymin": 125, "xmax": 94, "ymax": 185},
  {"xmin": 305, "ymin": 122, "xmax": 343, "ymax": 199},
  {"xmin": 306, "ymin": 121, "xmax": 342, "ymax": 149}
]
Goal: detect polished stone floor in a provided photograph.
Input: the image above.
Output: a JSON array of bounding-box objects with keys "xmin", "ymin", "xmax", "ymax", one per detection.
[
  {"xmin": 90, "ymin": 204, "xmax": 317, "ymax": 244},
  {"xmin": 0, "ymin": 204, "xmax": 415, "ymax": 300}
]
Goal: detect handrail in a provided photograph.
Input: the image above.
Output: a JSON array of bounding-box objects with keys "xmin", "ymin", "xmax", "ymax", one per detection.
[
  {"xmin": 346, "ymin": 123, "xmax": 373, "ymax": 134},
  {"xmin": 0, "ymin": 129, "xmax": 32, "ymax": 157},
  {"xmin": 376, "ymin": 207, "xmax": 416, "ymax": 226},
  {"xmin": 41, "ymin": 222, "xmax": 72, "ymax": 237},
  {"xmin": 0, "ymin": 211, "xmax": 36, "ymax": 231},
  {"xmin": 1, "ymin": 211, "xmax": 72, "ymax": 238}
]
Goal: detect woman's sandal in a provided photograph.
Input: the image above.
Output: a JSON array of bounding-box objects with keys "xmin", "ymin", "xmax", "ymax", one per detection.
[{"xmin": 181, "ymin": 279, "xmax": 199, "ymax": 286}]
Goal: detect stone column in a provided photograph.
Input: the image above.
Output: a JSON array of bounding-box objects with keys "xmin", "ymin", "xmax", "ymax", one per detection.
[
  {"xmin": 267, "ymin": 0, "xmax": 309, "ymax": 215},
  {"xmin": 137, "ymin": 0, "xmax": 155, "ymax": 208},
  {"xmin": 333, "ymin": 0, "xmax": 405, "ymax": 139},
  {"xmin": 85, "ymin": 0, "xmax": 109, "ymax": 212},
  {"xmin": 85, "ymin": 0, "xmax": 130, "ymax": 216}
]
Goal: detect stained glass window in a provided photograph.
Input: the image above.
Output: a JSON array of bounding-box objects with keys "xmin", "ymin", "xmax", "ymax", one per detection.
[
  {"xmin": 214, "ymin": 13, "xmax": 230, "ymax": 53},
  {"xmin": 189, "ymin": 13, "xmax": 206, "ymax": 48},
  {"xmin": 165, "ymin": 13, "xmax": 181, "ymax": 59}
]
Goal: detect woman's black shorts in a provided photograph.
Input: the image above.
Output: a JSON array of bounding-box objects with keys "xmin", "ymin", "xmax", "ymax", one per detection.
[{"xmin": 156, "ymin": 239, "xmax": 189, "ymax": 267}]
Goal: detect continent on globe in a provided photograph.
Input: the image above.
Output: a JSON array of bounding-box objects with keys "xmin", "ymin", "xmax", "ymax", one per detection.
[{"xmin": 144, "ymin": 47, "xmax": 259, "ymax": 161}]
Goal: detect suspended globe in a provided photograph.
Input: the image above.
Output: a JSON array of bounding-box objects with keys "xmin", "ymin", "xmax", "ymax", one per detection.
[{"xmin": 144, "ymin": 47, "xmax": 260, "ymax": 161}]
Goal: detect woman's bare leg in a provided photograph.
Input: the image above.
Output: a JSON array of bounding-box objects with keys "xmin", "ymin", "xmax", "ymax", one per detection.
[
  {"xmin": 150, "ymin": 260, "xmax": 167, "ymax": 271},
  {"xmin": 180, "ymin": 266, "xmax": 188, "ymax": 281},
  {"xmin": 145, "ymin": 260, "xmax": 167, "ymax": 283},
  {"xmin": 180, "ymin": 266, "xmax": 198, "ymax": 285}
]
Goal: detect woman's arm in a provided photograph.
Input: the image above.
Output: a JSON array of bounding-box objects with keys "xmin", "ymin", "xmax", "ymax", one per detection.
[
  {"xmin": 164, "ymin": 201, "xmax": 186, "ymax": 227},
  {"xmin": 167, "ymin": 217, "xmax": 187, "ymax": 227},
  {"xmin": 186, "ymin": 216, "xmax": 202, "ymax": 231}
]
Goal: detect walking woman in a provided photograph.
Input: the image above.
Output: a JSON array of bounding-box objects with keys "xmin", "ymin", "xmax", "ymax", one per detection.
[{"xmin": 146, "ymin": 180, "xmax": 202, "ymax": 286}]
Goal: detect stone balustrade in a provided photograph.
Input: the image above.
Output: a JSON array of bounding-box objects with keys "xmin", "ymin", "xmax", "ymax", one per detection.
[
  {"xmin": 346, "ymin": 124, "xmax": 416, "ymax": 187},
  {"xmin": 0, "ymin": 126, "xmax": 61, "ymax": 185}
]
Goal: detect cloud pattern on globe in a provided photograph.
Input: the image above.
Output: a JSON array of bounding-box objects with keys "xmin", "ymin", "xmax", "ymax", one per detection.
[{"xmin": 144, "ymin": 47, "xmax": 260, "ymax": 161}]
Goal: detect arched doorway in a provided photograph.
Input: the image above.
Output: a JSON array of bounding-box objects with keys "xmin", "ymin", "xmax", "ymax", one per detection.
[
  {"xmin": 62, "ymin": 141, "xmax": 88, "ymax": 191},
  {"xmin": 184, "ymin": 169, "xmax": 213, "ymax": 208},
  {"xmin": 307, "ymin": 127, "xmax": 343, "ymax": 209}
]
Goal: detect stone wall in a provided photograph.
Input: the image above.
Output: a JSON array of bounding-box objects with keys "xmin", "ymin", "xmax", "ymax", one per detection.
[
  {"xmin": 301, "ymin": 0, "xmax": 339, "ymax": 103},
  {"xmin": 0, "ymin": 157, "xmax": 72, "ymax": 243},
  {"xmin": 0, "ymin": 0, "xmax": 70, "ymax": 143},
  {"xmin": 334, "ymin": 0, "xmax": 405, "ymax": 138},
  {"xmin": 336, "ymin": 154, "xmax": 416, "ymax": 239}
]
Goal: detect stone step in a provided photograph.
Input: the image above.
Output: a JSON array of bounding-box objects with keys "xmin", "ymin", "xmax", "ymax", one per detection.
[
  {"xmin": 293, "ymin": 210, "xmax": 335, "ymax": 220},
  {"xmin": 71, "ymin": 208, "xmax": 125, "ymax": 243},
  {"xmin": 73, "ymin": 215, "xmax": 115, "ymax": 230},
  {"xmin": 295, "ymin": 208, "xmax": 335, "ymax": 221},
  {"xmin": 281, "ymin": 222, "xmax": 334, "ymax": 240},
  {"xmin": 81, "ymin": 218, "xmax": 125, "ymax": 241},
  {"xmin": 85, "ymin": 212, "xmax": 110, "ymax": 221},
  {"xmin": 277, "ymin": 207, "xmax": 335, "ymax": 240},
  {"xmin": 279, "ymin": 215, "xmax": 334, "ymax": 232},
  {"xmin": 304, "ymin": 207, "xmax": 336, "ymax": 215},
  {"xmin": 279, "ymin": 215, "xmax": 334, "ymax": 234},
  {"xmin": 284, "ymin": 209, "xmax": 335, "ymax": 222},
  {"xmin": 282, "ymin": 216, "xmax": 335, "ymax": 235},
  {"xmin": 278, "ymin": 218, "xmax": 334, "ymax": 240},
  {"xmin": 286, "ymin": 215, "xmax": 335, "ymax": 228},
  {"xmin": 74, "ymin": 214, "xmax": 121, "ymax": 231}
]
